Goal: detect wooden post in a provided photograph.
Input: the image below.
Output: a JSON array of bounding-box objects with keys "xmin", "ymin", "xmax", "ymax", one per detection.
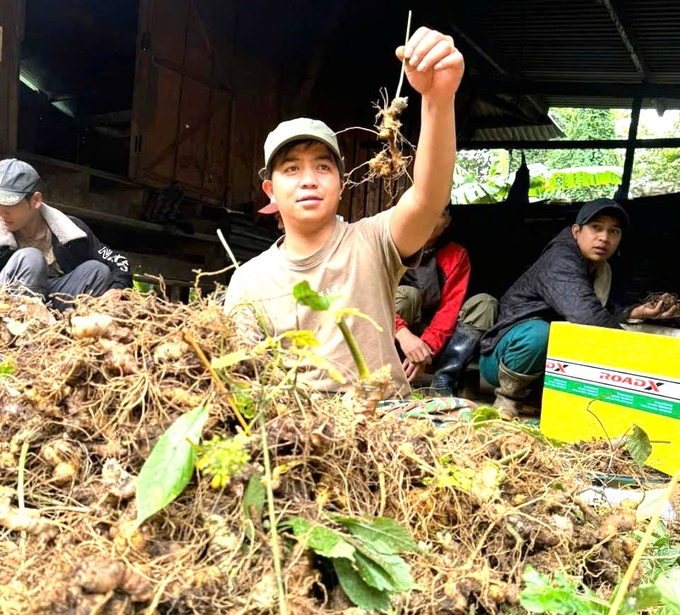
[
  {"xmin": 618, "ymin": 95, "xmax": 642, "ymax": 200},
  {"xmin": 0, "ymin": 0, "xmax": 21, "ymax": 157}
]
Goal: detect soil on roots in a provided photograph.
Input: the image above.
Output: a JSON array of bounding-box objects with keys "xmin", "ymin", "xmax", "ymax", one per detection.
[{"xmin": 0, "ymin": 290, "xmax": 670, "ymax": 614}]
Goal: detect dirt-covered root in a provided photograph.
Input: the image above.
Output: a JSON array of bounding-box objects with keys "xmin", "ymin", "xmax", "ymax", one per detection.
[
  {"xmin": 345, "ymin": 91, "xmax": 414, "ymax": 197},
  {"xmin": 0, "ymin": 289, "xmax": 661, "ymax": 614}
]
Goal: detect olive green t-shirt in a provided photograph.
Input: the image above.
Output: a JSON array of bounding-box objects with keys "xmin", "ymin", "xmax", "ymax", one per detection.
[{"xmin": 224, "ymin": 209, "xmax": 415, "ymax": 396}]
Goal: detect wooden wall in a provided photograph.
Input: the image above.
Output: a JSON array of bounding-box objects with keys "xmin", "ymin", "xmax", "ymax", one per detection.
[{"xmin": 0, "ymin": 0, "xmax": 21, "ymax": 157}]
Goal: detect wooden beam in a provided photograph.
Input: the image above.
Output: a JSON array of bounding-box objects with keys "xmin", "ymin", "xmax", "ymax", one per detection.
[
  {"xmin": 617, "ymin": 95, "xmax": 642, "ymax": 199},
  {"xmin": 458, "ymin": 137, "xmax": 680, "ymax": 150},
  {"xmin": 472, "ymin": 78, "xmax": 680, "ymax": 100},
  {"xmin": 599, "ymin": 0, "xmax": 650, "ymax": 80}
]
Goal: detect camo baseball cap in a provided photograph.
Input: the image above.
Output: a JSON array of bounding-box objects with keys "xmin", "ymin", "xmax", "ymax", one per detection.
[
  {"xmin": 259, "ymin": 118, "xmax": 344, "ymax": 179},
  {"xmin": 0, "ymin": 159, "xmax": 41, "ymax": 206}
]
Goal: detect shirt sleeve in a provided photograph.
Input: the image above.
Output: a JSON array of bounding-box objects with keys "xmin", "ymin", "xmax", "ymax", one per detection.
[{"xmin": 420, "ymin": 244, "xmax": 471, "ymax": 356}]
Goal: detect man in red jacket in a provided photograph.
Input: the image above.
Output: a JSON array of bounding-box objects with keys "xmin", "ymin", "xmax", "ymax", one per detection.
[{"xmin": 395, "ymin": 205, "xmax": 497, "ymax": 395}]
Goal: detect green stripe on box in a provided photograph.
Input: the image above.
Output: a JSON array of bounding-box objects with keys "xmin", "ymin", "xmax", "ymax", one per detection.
[{"xmin": 545, "ymin": 375, "xmax": 680, "ymax": 420}]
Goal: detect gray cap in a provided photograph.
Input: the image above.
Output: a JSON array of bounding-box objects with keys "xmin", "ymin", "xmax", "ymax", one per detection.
[
  {"xmin": 576, "ymin": 198, "xmax": 629, "ymax": 229},
  {"xmin": 260, "ymin": 118, "xmax": 344, "ymax": 179},
  {"xmin": 0, "ymin": 159, "xmax": 41, "ymax": 206}
]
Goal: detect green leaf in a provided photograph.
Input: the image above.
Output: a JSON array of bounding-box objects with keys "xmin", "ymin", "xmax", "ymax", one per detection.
[
  {"xmin": 353, "ymin": 548, "xmax": 414, "ymax": 593},
  {"xmin": 437, "ymin": 465, "xmax": 475, "ymax": 492},
  {"xmin": 281, "ymin": 329, "xmax": 320, "ymax": 347},
  {"xmin": 211, "ymin": 349, "xmax": 250, "ymax": 370},
  {"xmin": 293, "ymin": 280, "xmax": 338, "ymax": 312},
  {"xmin": 333, "ymin": 557, "xmax": 391, "ymax": 613},
  {"xmin": 0, "ymin": 358, "xmax": 14, "ymax": 377},
  {"xmin": 620, "ymin": 585, "xmax": 662, "ymax": 614},
  {"xmin": 243, "ymin": 474, "xmax": 265, "ymax": 522},
  {"xmin": 626, "ymin": 425, "xmax": 652, "ymax": 467},
  {"xmin": 655, "ymin": 569, "xmax": 680, "ymax": 614},
  {"xmin": 331, "ymin": 516, "xmax": 418, "ymax": 554},
  {"xmin": 471, "ymin": 406, "xmax": 501, "ymax": 427},
  {"xmin": 290, "ymin": 347, "xmax": 347, "ymax": 384},
  {"xmin": 520, "ymin": 566, "xmax": 605, "ymax": 614},
  {"xmin": 135, "ymin": 404, "xmax": 209, "ymax": 526},
  {"xmin": 284, "ymin": 517, "xmax": 356, "ymax": 560}
]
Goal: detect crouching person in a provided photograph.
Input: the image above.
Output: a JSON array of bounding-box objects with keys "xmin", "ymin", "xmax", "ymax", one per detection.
[
  {"xmin": 394, "ymin": 204, "xmax": 498, "ymax": 395},
  {"xmin": 480, "ymin": 198, "xmax": 677, "ymax": 419},
  {"xmin": 0, "ymin": 159, "xmax": 132, "ymax": 311}
]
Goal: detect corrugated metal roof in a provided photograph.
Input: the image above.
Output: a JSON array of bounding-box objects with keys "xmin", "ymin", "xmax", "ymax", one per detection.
[{"xmin": 442, "ymin": 0, "xmax": 680, "ymax": 109}]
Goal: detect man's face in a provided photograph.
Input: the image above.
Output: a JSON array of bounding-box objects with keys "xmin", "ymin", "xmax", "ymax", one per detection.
[
  {"xmin": 262, "ymin": 142, "xmax": 342, "ymax": 232},
  {"xmin": 0, "ymin": 193, "xmax": 42, "ymax": 233},
  {"xmin": 571, "ymin": 214, "xmax": 622, "ymax": 263}
]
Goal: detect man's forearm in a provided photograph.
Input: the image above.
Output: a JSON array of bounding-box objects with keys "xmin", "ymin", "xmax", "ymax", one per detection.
[{"xmin": 412, "ymin": 95, "xmax": 456, "ymax": 218}]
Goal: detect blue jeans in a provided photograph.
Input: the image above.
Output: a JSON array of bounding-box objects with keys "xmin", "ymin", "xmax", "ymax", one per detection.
[
  {"xmin": 0, "ymin": 248, "xmax": 112, "ymax": 311},
  {"xmin": 480, "ymin": 320, "xmax": 550, "ymax": 388}
]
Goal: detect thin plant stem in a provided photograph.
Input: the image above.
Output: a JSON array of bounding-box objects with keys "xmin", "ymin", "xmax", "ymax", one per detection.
[
  {"xmin": 18, "ymin": 439, "xmax": 29, "ymax": 557},
  {"xmin": 336, "ymin": 317, "xmax": 370, "ymax": 379},
  {"xmin": 608, "ymin": 469, "xmax": 680, "ymax": 615},
  {"xmin": 217, "ymin": 228, "xmax": 240, "ymax": 269},
  {"xmin": 259, "ymin": 409, "xmax": 287, "ymax": 615},
  {"xmin": 183, "ymin": 331, "xmax": 251, "ymax": 435},
  {"xmin": 395, "ymin": 10, "xmax": 413, "ymax": 100}
]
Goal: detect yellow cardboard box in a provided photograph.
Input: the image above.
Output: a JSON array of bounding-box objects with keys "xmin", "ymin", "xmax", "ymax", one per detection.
[{"xmin": 540, "ymin": 322, "xmax": 680, "ymax": 476}]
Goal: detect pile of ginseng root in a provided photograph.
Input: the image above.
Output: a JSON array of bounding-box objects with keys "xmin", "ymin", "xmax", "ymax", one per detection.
[{"xmin": 0, "ymin": 288, "xmax": 674, "ymax": 614}]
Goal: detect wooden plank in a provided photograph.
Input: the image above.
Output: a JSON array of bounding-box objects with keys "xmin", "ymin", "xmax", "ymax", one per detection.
[
  {"xmin": 184, "ymin": 0, "xmax": 213, "ymax": 82},
  {"xmin": 203, "ymin": 88, "xmax": 232, "ymax": 195},
  {"xmin": 150, "ymin": 0, "xmax": 189, "ymax": 66},
  {"xmin": 51, "ymin": 201, "xmax": 220, "ymax": 244},
  {"xmin": 174, "ymin": 76, "xmax": 210, "ymax": 189},
  {"xmin": 0, "ymin": 0, "xmax": 20, "ymax": 156},
  {"xmin": 139, "ymin": 64, "xmax": 182, "ymax": 182}
]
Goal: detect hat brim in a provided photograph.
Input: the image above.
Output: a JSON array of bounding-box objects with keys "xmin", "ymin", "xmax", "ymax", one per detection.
[
  {"xmin": 583, "ymin": 206, "xmax": 630, "ymax": 229},
  {"xmin": 0, "ymin": 191, "xmax": 25, "ymax": 206},
  {"xmin": 257, "ymin": 202, "xmax": 279, "ymax": 215},
  {"xmin": 262, "ymin": 134, "xmax": 345, "ymax": 179}
]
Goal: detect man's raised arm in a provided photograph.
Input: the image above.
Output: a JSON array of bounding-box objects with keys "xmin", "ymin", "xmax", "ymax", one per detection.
[{"xmin": 390, "ymin": 27, "xmax": 464, "ymax": 259}]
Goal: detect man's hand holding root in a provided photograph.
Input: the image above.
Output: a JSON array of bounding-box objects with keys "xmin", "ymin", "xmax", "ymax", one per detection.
[
  {"xmin": 629, "ymin": 293, "xmax": 680, "ymax": 321},
  {"xmin": 396, "ymin": 328, "xmax": 433, "ymax": 383},
  {"xmin": 396, "ymin": 27, "xmax": 465, "ymax": 100}
]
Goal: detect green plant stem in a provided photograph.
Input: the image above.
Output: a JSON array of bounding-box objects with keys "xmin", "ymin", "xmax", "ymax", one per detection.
[
  {"xmin": 497, "ymin": 447, "xmax": 531, "ymax": 466},
  {"xmin": 336, "ymin": 317, "xmax": 370, "ymax": 380},
  {"xmin": 608, "ymin": 469, "xmax": 680, "ymax": 615},
  {"xmin": 259, "ymin": 409, "xmax": 287, "ymax": 615}
]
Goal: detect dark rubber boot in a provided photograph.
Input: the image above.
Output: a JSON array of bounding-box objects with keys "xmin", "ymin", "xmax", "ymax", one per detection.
[{"xmin": 430, "ymin": 321, "xmax": 481, "ymax": 396}]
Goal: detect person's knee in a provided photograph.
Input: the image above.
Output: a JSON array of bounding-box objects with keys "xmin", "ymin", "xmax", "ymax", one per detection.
[
  {"xmin": 395, "ymin": 286, "xmax": 422, "ymax": 324},
  {"xmin": 0, "ymin": 248, "xmax": 49, "ymax": 292},
  {"xmin": 8, "ymin": 247, "xmax": 47, "ymax": 272},
  {"xmin": 75, "ymin": 261, "xmax": 112, "ymax": 297},
  {"xmin": 501, "ymin": 321, "xmax": 550, "ymax": 376},
  {"xmin": 460, "ymin": 293, "xmax": 499, "ymax": 332}
]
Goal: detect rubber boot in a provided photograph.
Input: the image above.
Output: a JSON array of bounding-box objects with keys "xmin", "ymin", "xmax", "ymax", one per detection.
[
  {"xmin": 493, "ymin": 361, "xmax": 542, "ymax": 420},
  {"xmin": 430, "ymin": 322, "xmax": 481, "ymax": 397}
]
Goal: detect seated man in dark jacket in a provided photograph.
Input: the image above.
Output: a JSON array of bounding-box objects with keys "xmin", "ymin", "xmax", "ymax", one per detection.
[
  {"xmin": 480, "ymin": 198, "xmax": 677, "ymax": 419},
  {"xmin": 0, "ymin": 159, "xmax": 132, "ymax": 311}
]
